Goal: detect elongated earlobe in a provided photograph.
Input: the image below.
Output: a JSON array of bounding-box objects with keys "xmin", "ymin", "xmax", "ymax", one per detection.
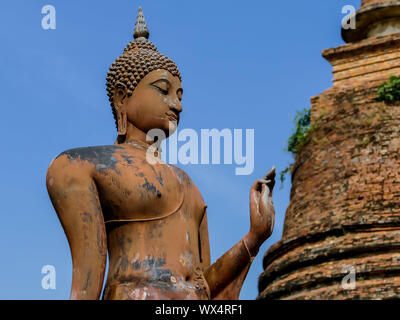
[
  {"xmin": 117, "ymin": 109, "xmax": 127, "ymax": 136},
  {"xmin": 114, "ymin": 83, "xmax": 128, "ymax": 136}
]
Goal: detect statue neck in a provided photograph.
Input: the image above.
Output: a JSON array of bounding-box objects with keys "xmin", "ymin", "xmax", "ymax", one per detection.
[
  {"xmin": 114, "ymin": 122, "xmax": 163, "ymax": 158},
  {"xmin": 115, "ymin": 122, "xmax": 153, "ymax": 147}
]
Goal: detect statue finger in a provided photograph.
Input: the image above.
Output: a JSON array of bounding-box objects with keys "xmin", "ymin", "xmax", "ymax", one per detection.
[
  {"xmin": 261, "ymin": 183, "xmax": 269, "ymax": 205},
  {"xmin": 256, "ymin": 179, "xmax": 271, "ymax": 192},
  {"xmin": 263, "ymin": 165, "xmax": 276, "ymax": 181}
]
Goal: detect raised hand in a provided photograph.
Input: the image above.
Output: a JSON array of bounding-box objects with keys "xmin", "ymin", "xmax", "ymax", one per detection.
[{"xmin": 245, "ymin": 166, "xmax": 276, "ymax": 256}]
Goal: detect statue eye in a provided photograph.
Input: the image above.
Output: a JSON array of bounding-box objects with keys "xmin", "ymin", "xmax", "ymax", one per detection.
[
  {"xmin": 156, "ymin": 86, "xmax": 168, "ymax": 95},
  {"xmin": 152, "ymin": 80, "xmax": 169, "ymax": 95}
]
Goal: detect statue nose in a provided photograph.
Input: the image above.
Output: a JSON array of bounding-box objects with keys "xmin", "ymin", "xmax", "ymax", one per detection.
[{"xmin": 169, "ymin": 99, "xmax": 182, "ymax": 113}]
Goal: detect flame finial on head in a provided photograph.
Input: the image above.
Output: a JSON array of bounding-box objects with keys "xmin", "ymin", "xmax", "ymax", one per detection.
[{"xmin": 134, "ymin": 6, "xmax": 149, "ymax": 40}]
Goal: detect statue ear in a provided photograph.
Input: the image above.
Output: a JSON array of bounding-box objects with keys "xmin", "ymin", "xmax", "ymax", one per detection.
[{"xmin": 114, "ymin": 83, "xmax": 128, "ymax": 136}]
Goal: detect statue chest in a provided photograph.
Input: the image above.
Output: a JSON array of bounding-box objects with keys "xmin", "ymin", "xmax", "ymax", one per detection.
[{"xmin": 96, "ymin": 160, "xmax": 205, "ymax": 224}]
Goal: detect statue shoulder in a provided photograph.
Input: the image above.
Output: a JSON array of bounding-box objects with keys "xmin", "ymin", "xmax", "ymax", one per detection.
[
  {"xmin": 46, "ymin": 145, "xmax": 124, "ymax": 188},
  {"xmin": 58, "ymin": 145, "xmax": 124, "ymax": 163},
  {"xmin": 52, "ymin": 144, "xmax": 127, "ymax": 171}
]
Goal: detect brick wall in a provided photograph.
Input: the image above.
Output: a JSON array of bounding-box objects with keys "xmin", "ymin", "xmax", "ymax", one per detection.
[{"xmin": 258, "ymin": 32, "xmax": 400, "ymax": 299}]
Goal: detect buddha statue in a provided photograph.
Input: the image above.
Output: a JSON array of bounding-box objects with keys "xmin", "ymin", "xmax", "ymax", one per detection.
[{"xmin": 46, "ymin": 7, "xmax": 276, "ymax": 300}]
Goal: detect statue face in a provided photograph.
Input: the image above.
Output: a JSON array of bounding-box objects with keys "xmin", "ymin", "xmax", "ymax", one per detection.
[{"xmin": 121, "ymin": 69, "xmax": 183, "ymax": 137}]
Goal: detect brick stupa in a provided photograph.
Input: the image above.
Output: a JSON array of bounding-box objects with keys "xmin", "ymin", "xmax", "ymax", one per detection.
[{"xmin": 258, "ymin": 0, "xmax": 400, "ymax": 299}]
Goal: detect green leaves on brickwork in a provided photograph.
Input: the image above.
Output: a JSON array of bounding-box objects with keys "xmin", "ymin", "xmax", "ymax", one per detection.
[
  {"xmin": 376, "ymin": 75, "xmax": 400, "ymax": 103},
  {"xmin": 280, "ymin": 108, "xmax": 312, "ymax": 186},
  {"xmin": 287, "ymin": 108, "xmax": 311, "ymax": 155},
  {"xmin": 279, "ymin": 165, "xmax": 293, "ymax": 187}
]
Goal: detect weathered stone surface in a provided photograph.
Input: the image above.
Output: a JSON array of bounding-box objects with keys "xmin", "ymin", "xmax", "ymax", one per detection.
[{"xmin": 362, "ymin": 0, "xmax": 393, "ymax": 7}]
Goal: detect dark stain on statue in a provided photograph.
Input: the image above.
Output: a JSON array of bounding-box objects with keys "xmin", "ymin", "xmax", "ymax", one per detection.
[
  {"xmin": 143, "ymin": 255, "xmax": 165, "ymax": 269},
  {"xmin": 142, "ymin": 255, "xmax": 172, "ymax": 283},
  {"xmin": 132, "ymin": 260, "xmax": 141, "ymax": 270},
  {"xmin": 156, "ymin": 171, "xmax": 164, "ymax": 187},
  {"xmin": 116, "ymin": 233, "xmax": 127, "ymax": 253},
  {"xmin": 120, "ymin": 256, "xmax": 129, "ymax": 272},
  {"xmin": 154, "ymin": 268, "xmax": 173, "ymax": 283},
  {"xmin": 148, "ymin": 222, "xmax": 164, "ymax": 238},
  {"xmin": 97, "ymin": 225, "xmax": 105, "ymax": 251},
  {"xmin": 58, "ymin": 145, "xmax": 123, "ymax": 172},
  {"xmin": 120, "ymin": 153, "xmax": 135, "ymax": 165},
  {"xmin": 80, "ymin": 211, "xmax": 92, "ymax": 223},
  {"xmin": 142, "ymin": 178, "xmax": 158, "ymax": 195},
  {"xmin": 83, "ymin": 271, "xmax": 92, "ymax": 291}
]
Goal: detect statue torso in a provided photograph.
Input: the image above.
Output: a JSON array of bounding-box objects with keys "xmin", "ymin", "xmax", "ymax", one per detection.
[{"xmin": 59, "ymin": 144, "xmax": 210, "ymax": 300}]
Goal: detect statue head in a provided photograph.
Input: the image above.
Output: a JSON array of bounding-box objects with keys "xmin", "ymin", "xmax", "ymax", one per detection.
[{"xmin": 106, "ymin": 7, "xmax": 182, "ymax": 141}]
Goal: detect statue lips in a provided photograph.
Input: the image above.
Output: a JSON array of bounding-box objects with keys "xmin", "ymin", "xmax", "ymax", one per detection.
[{"xmin": 166, "ymin": 111, "xmax": 179, "ymax": 123}]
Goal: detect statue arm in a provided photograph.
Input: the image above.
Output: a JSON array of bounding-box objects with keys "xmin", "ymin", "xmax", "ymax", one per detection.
[
  {"xmin": 199, "ymin": 209, "xmax": 211, "ymax": 272},
  {"xmin": 203, "ymin": 226, "xmax": 254, "ymax": 300},
  {"xmin": 201, "ymin": 208, "xmax": 252, "ymax": 300},
  {"xmin": 203, "ymin": 167, "xmax": 276, "ymax": 299},
  {"xmin": 46, "ymin": 156, "xmax": 107, "ymax": 300}
]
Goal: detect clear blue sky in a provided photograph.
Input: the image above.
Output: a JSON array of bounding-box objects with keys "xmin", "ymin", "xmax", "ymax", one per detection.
[{"xmin": 0, "ymin": 0, "xmax": 360, "ymax": 299}]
